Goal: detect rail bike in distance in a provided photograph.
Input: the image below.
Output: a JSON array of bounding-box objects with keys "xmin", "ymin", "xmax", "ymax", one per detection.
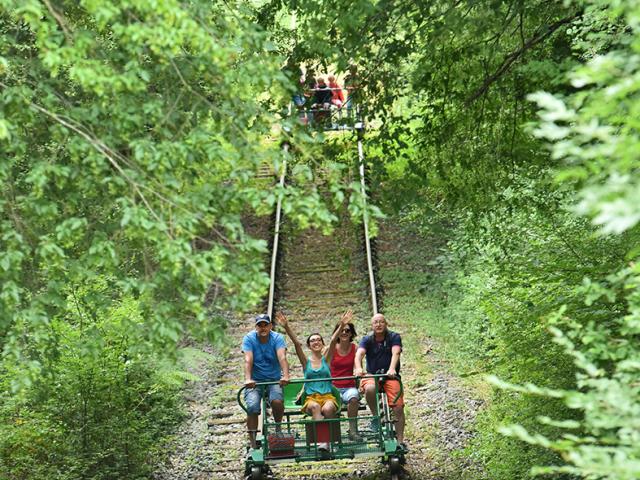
[{"xmin": 291, "ymin": 87, "xmax": 364, "ymax": 132}]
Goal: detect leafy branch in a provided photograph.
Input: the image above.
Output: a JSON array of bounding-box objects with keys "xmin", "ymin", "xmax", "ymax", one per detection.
[{"xmin": 465, "ymin": 13, "xmax": 580, "ymax": 105}]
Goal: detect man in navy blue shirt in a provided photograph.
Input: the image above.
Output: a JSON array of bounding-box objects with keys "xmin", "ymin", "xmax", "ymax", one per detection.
[
  {"xmin": 355, "ymin": 313, "xmax": 406, "ymax": 447},
  {"xmin": 242, "ymin": 314, "xmax": 290, "ymax": 448}
]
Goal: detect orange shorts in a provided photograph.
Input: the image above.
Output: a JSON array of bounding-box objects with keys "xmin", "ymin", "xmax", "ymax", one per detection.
[{"xmin": 359, "ymin": 377, "xmax": 404, "ymax": 407}]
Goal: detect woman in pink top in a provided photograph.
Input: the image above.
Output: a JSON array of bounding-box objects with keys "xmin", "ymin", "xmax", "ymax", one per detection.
[
  {"xmin": 327, "ymin": 75, "xmax": 345, "ymax": 107},
  {"xmin": 328, "ymin": 309, "xmax": 361, "ymax": 440}
]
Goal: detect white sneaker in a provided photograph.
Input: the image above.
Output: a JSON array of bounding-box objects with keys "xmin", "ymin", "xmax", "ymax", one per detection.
[{"xmin": 317, "ymin": 442, "xmax": 329, "ymax": 451}]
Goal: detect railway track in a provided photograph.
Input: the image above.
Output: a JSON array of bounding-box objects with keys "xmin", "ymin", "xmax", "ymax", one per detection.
[
  {"xmin": 242, "ymin": 132, "xmax": 396, "ymax": 478},
  {"xmin": 270, "ymin": 202, "xmax": 378, "ymax": 479},
  {"xmin": 155, "ymin": 134, "xmax": 394, "ymax": 479}
]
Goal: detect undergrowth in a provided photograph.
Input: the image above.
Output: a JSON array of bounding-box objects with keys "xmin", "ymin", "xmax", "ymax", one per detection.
[{"xmin": 378, "ymin": 213, "xmax": 579, "ymax": 480}]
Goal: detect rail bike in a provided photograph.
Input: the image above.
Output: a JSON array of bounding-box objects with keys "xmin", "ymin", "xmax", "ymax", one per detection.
[
  {"xmin": 238, "ymin": 374, "xmax": 407, "ymax": 480},
  {"xmin": 291, "ymin": 87, "xmax": 364, "ymax": 132}
]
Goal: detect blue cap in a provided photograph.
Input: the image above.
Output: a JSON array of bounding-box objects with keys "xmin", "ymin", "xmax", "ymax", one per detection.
[{"xmin": 255, "ymin": 314, "xmax": 271, "ymax": 325}]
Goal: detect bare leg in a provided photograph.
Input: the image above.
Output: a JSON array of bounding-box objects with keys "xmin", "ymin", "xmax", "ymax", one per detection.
[
  {"xmin": 306, "ymin": 401, "xmax": 322, "ymax": 420},
  {"xmin": 393, "ymin": 405, "xmax": 405, "ymax": 443},
  {"xmin": 321, "ymin": 402, "xmax": 336, "ymax": 418},
  {"xmin": 319, "ymin": 402, "xmax": 336, "ymax": 449},
  {"xmin": 304, "ymin": 401, "xmax": 323, "ymax": 447},
  {"xmin": 247, "ymin": 414, "xmax": 259, "ymax": 449},
  {"xmin": 364, "ymin": 384, "xmax": 378, "ymax": 416},
  {"xmin": 271, "ymin": 399, "xmax": 284, "ymax": 423},
  {"xmin": 321, "ymin": 402, "xmax": 337, "ymax": 444},
  {"xmin": 347, "ymin": 398, "xmax": 359, "ymax": 433}
]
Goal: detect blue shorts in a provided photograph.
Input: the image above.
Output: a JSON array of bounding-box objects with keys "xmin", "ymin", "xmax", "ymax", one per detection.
[
  {"xmin": 338, "ymin": 387, "xmax": 360, "ymax": 403},
  {"xmin": 244, "ymin": 384, "xmax": 284, "ymax": 415}
]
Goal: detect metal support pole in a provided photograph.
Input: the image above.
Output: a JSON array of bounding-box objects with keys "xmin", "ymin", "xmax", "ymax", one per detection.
[
  {"xmin": 357, "ymin": 129, "xmax": 378, "ymax": 315},
  {"xmin": 267, "ymin": 143, "xmax": 288, "ymax": 319}
]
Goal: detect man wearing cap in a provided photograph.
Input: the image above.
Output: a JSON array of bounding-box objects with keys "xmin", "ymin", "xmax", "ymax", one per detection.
[{"xmin": 242, "ymin": 313, "xmax": 290, "ymax": 448}]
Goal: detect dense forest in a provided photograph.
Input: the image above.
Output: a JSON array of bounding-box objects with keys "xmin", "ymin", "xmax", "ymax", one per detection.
[{"xmin": 1, "ymin": 0, "xmax": 639, "ymax": 479}]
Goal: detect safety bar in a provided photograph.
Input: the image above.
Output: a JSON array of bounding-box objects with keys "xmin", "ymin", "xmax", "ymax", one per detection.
[
  {"xmin": 306, "ymin": 87, "xmax": 357, "ymax": 91},
  {"xmin": 237, "ymin": 374, "xmax": 402, "ymax": 413},
  {"xmin": 266, "ymin": 144, "xmax": 288, "ymax": 319},
  {"xmin": 357, "ymin": 128, "xmax": 377, "ymax": 314},
  {"xmin": 295, "ymin": 106, "xmax": 354, "ymax": 112}
]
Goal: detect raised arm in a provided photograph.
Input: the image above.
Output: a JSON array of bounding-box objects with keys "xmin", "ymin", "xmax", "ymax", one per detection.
[
  {"xmin": 325, "ymin": 309, "xmax": 353, "ymax": 364},
  {"xmin": 276, "ymin": 312, "xmax": 307, "ymax": 367}
]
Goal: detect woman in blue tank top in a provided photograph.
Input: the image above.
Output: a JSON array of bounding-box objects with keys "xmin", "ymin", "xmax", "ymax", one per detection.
[{"xmin": 276, "ymin": 311, "xmax": 353, "ymax": 430}]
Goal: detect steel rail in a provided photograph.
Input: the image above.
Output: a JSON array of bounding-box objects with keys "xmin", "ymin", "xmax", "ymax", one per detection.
[
  {"xmin": 357, "ymin": 127, "xmax": 378, "ymax": 314},
  {"xmin": 267, "ymin": 144, "xmax": 288, "ymax": 319}
]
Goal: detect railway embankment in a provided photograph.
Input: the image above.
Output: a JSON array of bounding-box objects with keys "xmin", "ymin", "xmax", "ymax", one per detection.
[{"xmin": 376, "ymin": 218, "xmax": 487, "ymax": 480}]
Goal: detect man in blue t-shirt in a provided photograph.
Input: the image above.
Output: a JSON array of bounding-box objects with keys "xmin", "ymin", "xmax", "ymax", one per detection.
[
  {"xmin": 355, "ymin": 313, "xmax": 406, "ymax": 448},
  {"xmin": 242, "ymin": 313, "xmax": 290, "ymax": 449}
]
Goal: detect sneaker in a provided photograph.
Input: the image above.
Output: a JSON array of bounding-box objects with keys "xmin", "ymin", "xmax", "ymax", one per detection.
[
  {"xmin": 317, "ymin": 442, "xmax": 329, "ymax": 451},
  {"xmin": 368, "ymin": 418, "xmax": 380, "ymax": 432},
  {"xmin": 348, "ymin": 431, "xmax": 363, "ymax": 442}
]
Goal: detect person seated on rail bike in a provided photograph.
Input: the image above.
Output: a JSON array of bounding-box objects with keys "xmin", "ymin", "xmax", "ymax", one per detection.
[
  {"xmin": 291, "ymin": 68, "xmax": 310, "ymax": 125},
  {"xmin": 304, "ymin": 70, "xmax": 317, "ymax": 101},
  {"xmin": 242, "ymin": 314, "xmax": 291, "ymax": 449},
  {"xmin": 293, "ymin": 69, "xmax": 316, "ymax": 125},
  {"xmin": 312, "ymin": 76, "xmax": 333, "ymax": 124},
  {"xmin": 354, "ymin": 313, "xmax": 407, "ymax": 450},
  {"xmin": 343, "ymin": 64, "xmax": 360, "ymax": 118},
  {"xmin": 326, "ymin": 311, "xmax": 362, "ymax": 441},
  {"xmin": 275, "ymin": 311, "xmax": 351, "ymax": 450},
  {"xmin": 327, "ymin": 74, "xmax": 345, "ymax": 108},
  {"xmin": 292, "ymin": 68, "xmax": 306, "ymax": 108}
]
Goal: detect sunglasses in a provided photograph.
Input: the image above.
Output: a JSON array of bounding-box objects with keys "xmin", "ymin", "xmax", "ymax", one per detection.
[{"xmin": 340, "ymin": 328, "xmax": 353, "ymax": 334}]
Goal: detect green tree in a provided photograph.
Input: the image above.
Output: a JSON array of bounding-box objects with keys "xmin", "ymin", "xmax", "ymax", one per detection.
[
  {"xmin": 493, "ymin": 1, "xmax": 640, "ymax": 477},
  {"xmin": 0, "ymin": 0, "xmax": 336, "ymax": 379},
  {"xmin": 0, "ymin": 1, "xmax": 345, "ymax": 477}
]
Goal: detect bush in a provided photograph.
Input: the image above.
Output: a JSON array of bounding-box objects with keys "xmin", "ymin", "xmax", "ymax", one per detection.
[{"xmin": 0, "ymin": 289, "xmax": 185, "ymax": 480}]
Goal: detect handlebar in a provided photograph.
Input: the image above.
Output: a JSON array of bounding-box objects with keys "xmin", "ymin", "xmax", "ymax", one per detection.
[{"xmin": 306, "ymin": 87, "xmax": 357, "ymax": 91}]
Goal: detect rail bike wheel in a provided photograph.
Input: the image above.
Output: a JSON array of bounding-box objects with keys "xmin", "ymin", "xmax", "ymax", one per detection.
[
  {"xmin": 389, "ymin": 455, "xmax": 402, "ymax": 480},
  {"xmin": 250, "ymin": 465, "xmax": 265, "ymax": 480}
]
